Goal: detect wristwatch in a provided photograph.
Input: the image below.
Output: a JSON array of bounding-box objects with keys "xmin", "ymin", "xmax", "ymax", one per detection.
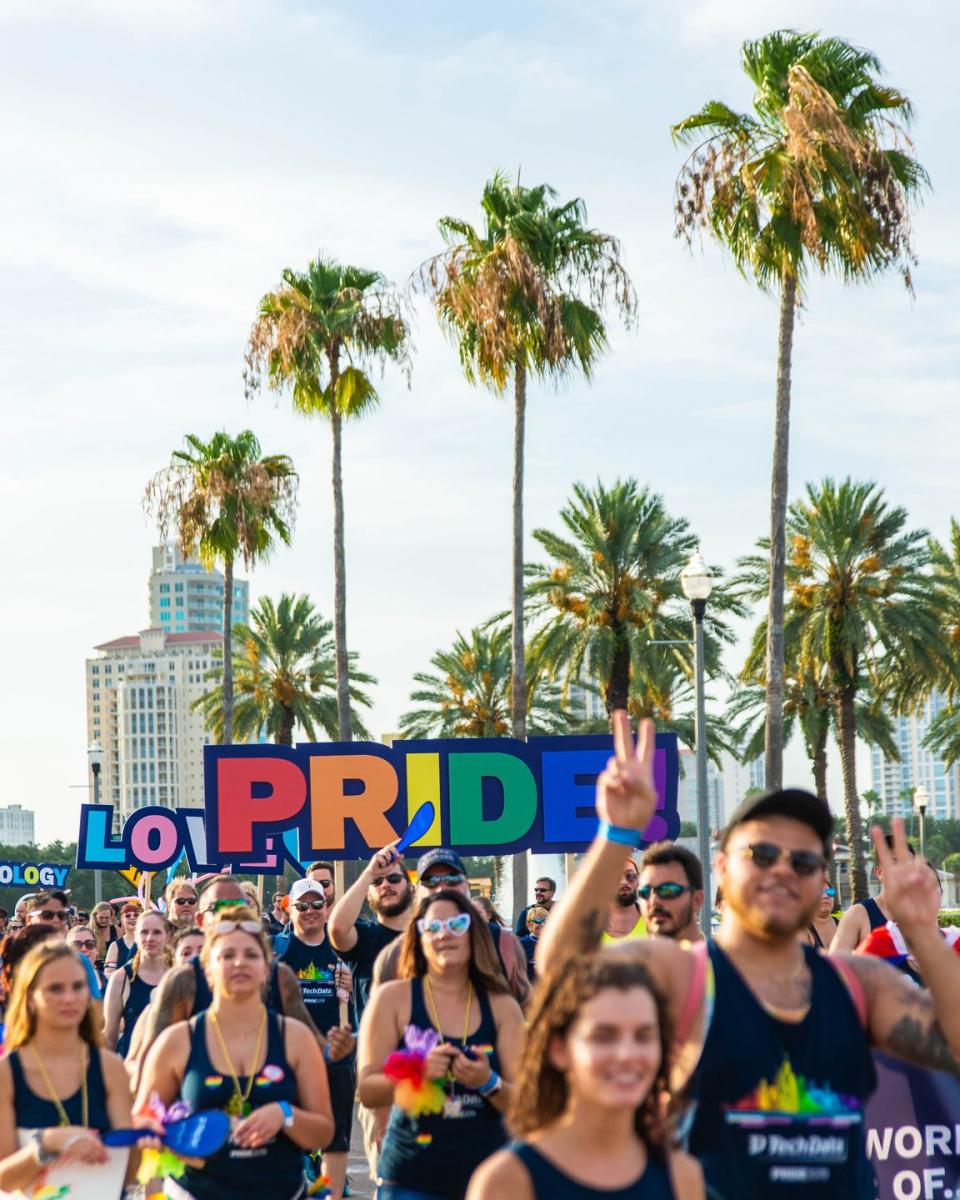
[
  {"xmin": 30, "ymin": 1130, "xmax": 57, "ymax": 1165},
  {"xmin": 277, "ymin": 1100, "xmax": 295, "ymax": 1128}
]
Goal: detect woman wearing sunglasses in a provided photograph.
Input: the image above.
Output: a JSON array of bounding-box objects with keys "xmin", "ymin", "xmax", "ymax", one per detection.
[
  {"xmin": 805, "ymin": 886, "xmax": 840, "ymax": 951},
  {"xmin": 164, "ymin": 882, "xmax": 200, "ymax": 929},
  {"xmin": 468, "ymin": 951, "xmax": 703, "ymax": 1200},
  {"xmin": 359, "ymin": 890, "xmax": 524, "ymax": 1200},
  {"xmin": 0, "ymin": 941, "xmax": 133, "ymax": 1196},
  {"xmin": 104, "ymin": 910, "xmax": 173, "ymax": 1058},
  {"xmin": 135, "ymin": 904, "xmax": 333, "ymax": 1200},
  {"xmin": 519, "ymin": 907, "xmax": 549, "ymax": 979},
  {"xmin": 104, "ymin": 904, "xmax": 141, "ymax": 977}
]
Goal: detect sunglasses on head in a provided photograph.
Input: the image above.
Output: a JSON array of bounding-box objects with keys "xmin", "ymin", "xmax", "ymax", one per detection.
[
  {"xmin": 373, "ymin": 873, "xmax": 406, "ymax": 887},
  {"xmin": 174, "ymin": 896, "xmax": 197, "ymax": 907},
  {"xmin": 739, "ymin": 842, "xmax": 826, "ymax": 877},
  {"xmin": 294, "ymin": 899, "xmax": 326, "ymax": 912},
  {"xmin": 211, "ymin": 920, "xmax": 263, "ymax": 937},
  {"xmin": 417, "ymin": 913, "xmax": 471, "ymax": 937},
  {"xmin": 421, "ymin": 873, "xmax": 466, "ymax": 889},
  {"xmin": 638, "ymin": 883, "xmax": 693, "ymax": 901}
]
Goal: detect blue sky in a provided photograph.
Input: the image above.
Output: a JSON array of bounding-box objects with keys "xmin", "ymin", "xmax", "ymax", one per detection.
[{"xmin": 2, "ymin": 0, "xmax": 957, "ymax": 843}]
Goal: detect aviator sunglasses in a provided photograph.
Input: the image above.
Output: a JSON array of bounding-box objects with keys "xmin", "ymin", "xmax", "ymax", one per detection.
[
  {"xmin": 739, "ymin": 842, "xmax": 826, "ymax": 877},
  {"xmin": 638, "ymin": 883, "xmax": 694, "ymax": 901},
  {"xmin": 417, "ymin": 913, "xmax": 472, "ymax": 937}
]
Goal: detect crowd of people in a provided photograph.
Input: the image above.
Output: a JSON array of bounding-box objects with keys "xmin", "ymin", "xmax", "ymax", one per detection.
[{"xmin": 0, "ymin": 713, "xmax": 958, "ymax": 1200}]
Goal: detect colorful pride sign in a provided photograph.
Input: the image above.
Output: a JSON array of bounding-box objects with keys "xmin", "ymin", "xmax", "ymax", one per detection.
[
  {"xmin": 76, "ymin": 734, "xmax": 679, "ymax": 876},
  {"xmin": 0, "ymin": 861, "xmax": 70, "ymax": 889}
]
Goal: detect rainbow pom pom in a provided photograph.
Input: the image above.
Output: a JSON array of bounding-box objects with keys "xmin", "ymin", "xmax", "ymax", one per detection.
[
  {"xmin": 137, "ymin": 1147, "xmax": 189, "ymax": 1185},
  {"xmin": 307, "ymin": 1175, "xmax": 333, "ymax": 1197}
]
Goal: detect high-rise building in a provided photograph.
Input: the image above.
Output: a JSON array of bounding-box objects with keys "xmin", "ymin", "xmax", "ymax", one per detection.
[
  {"xmin": 869, "ymin": 690, "xmax": 960, "ymax": 820},
  {"xmin": 677, "ymin": 746, "xmax": 725, "ymax": 833},
  {"xmin": 0, "ymin": 804, "xmax": 36, "ymax": 847},
  {"xmin": 149, "ymin": 545, "xmax": 249, "ymax": 635},
  {"xmin": 85, "ymin": 628, "xmax": 221, "ymax": 820}
]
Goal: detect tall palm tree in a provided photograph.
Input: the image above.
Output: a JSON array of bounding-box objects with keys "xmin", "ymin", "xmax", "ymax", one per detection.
[
  {"xmin": 749, "ymin": 478, "xmax": 943, "ymax": 898},
  {"xmin": 525, "ymin": 479, "xmax": 742, "ymax": 714},
  {"xmin": 672, "ymin": 31, "xmax": 927, "ymax": 790},
  {"xmin": 399, "ymin": 624, "xmax": 574, "ymax": 740},
  {"xmin": 144, "ymin": 431, "xmax": 297, "ymax": 744},
  {"xmin": 246, "ymin": 255, "xmax": 409, "ymax": 741},
  {"xmin": 421, "ymin": 172, "xmax": 636, "ymax": 743},
  {"xmin": 194, "ymin": 594, "xmax": 375, "ymax": 745},
  {"xmin": 920, "ymin": 519, "xmax": 960, "ymax": 766}
]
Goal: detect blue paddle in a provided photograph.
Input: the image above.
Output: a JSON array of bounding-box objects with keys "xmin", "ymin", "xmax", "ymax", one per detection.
[
  {"xmin": 394, "ymin": 801, "xmax": 436, "ymax": 856},
  {"xmin": 103, "ymin": 1110, "xmax": 230, "ymax": 1157}
]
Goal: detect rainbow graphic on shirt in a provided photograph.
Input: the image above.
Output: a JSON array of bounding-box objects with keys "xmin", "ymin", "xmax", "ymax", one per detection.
[
  {"xmin": 726, "ymin": 1057, "xmax": 861, "ymax": 1126},
  {"xmin": 297, "ymin": 963, "xmax": 334, "ymax": 982},
  {"xmin": 470, "ymin": 1044, "xmax": 495, "ymax": 1057},
  {"xmin": 204, "ymin": 1074, "xmax": 224, "ymax": 1088},
  {"xmin": 415, "ymin": 1133, "xmax": 433, "ymax": 1147}
]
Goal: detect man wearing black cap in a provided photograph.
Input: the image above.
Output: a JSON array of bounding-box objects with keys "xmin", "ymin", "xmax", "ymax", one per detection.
[{"xmin": 538, "ymin": 713, "xmax": 960, "ymax": 1200}]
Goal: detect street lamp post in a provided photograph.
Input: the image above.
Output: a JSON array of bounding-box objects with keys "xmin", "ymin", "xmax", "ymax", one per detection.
[
  {"xmin": 680, "ymin": 548, "xmax": 714, "ymax": 939},
  {"xmin": 88, "ymin": 740, "xmax": 103, "ymax": 904},
  {"xmin": 913, "ymin": 784, "xmax": 929, "ymax": 860}
]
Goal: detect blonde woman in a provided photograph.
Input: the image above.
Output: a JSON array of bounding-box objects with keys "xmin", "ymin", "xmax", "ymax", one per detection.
[
  {"xmin": 88, "ymin": 902, "xmax": 117, "ymax": 974},
  {"xmin": 136, "ymin": 905, "xmax": 333, "ymax": 1200},
  {"xmin": 0, "ymin": 942, "xmax": 132, "ymax": 1194},
  {"xmin": 104, "ymin": 910, "xmax": 172, "ymax": 1057},
  {"xmin": 104, "ymin": 904, "xmax": 140, "ymax": 977},
  {"xmin": 122, "ymin": 925, "xmax": 205, "ymax": 1079},
  {"xmin": 163, "ymin": 881, "xmax": 200, "ymax": 930}
]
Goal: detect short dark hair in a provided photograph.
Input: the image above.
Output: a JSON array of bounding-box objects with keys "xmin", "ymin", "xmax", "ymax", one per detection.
[
  {"xmin": 640, "ymin": 843, "xmax": 703, "ymax": 891},
  {"xmin": 534, "ymin": 877, "xmax": 556, "ymax": 891},
  {"xmin": 27, "ymin": 892, "xmax": 68, "ymax": 912},
  {"xmin": 307, "ymin": 861, "xmax": 334, "ymax": 876}
]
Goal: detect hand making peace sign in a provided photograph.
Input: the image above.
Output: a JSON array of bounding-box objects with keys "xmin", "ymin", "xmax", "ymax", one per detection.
[
  {"xmin": 595, "ymin": 711, "xmax": 657, "ymax": 834},
  {"xmin": 872, "ymin": 817, "xmax": 940, "ymax": 936}
]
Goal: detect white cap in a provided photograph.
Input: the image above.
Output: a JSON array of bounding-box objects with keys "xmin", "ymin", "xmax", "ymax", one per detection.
[{"xmin": 289, "ymin": 878, "xmax": 326, "ymax": 905}]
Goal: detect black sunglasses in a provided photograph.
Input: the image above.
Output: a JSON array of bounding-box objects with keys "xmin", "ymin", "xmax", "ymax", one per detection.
[
  {"xmin": 638, "ymin": 883, "xmax": 693, "ymax": 901},
  {"xmin": 740, "ymin": 842, "xmax": 825, "ymax": 877},
  {"xmin": 174, "ymin": 896, "xmax": 198, "ymax": 906},
  {"xmin": 373, "ymin": 873, "xmax": 406, "ymax": 886},
  {"xmin": 294, "ymin": 900, "xmax": 326, "ymax": 912}
]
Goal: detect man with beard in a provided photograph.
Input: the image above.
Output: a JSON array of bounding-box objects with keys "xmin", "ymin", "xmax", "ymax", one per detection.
[
  {"xmin": 600, "ymin": 855, "xmax": 647, "ymax": 942},
  {"xmin": 638, "ymin": 841, "xmax": 704, "ymax": 942},
  {"xmin": 538, "ymin": 713, "xmax": 960, "ymax": 1200},
  {"xmin": 327, "ymin": 842, "xmax": 415, "ymax": 1020}
]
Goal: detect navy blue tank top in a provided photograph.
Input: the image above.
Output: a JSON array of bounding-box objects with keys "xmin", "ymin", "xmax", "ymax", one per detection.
[
  {"xmin": 113, "ymin": 936, "xmax": 136, "ymax": 970},
  {"xmin": 9, "ymin": 1044, "xmax": 111, "ymax": 1132},
  {"xmin": 856, "ymin": 897, "xmax": 887, "ymax": 931},
  {"xmin": 511, "ymin": 1142, "xmax": 674, "ymax": 1199},
  {"xmin": 687, "ymin": 942, "xmax": 876, "ymax": 1199},
  {"xmin": 378, "ymin": 977, "xmax": 508, "ymax": 1200},
  {"xmin": 116, "ymin": 962, "xmax": 155, "ymax": 1058},
  {"xmin": 190, "ymin": 956, "xmax": 284, "ymax": 1016},
  {"xmin": 178, "ymin": 1010, "xmax": 302, "ymax": 1200}
]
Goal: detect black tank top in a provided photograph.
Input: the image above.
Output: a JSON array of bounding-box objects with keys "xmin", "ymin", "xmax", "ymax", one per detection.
[
  {"xmin": 856, "ymin": 897, "xmax": 887, "ymax": 931},
  {"xmin": 113, "ymin": 936, "xmax": 136, "ymax": 970},
  {"xmin": 178, "ymin": 1010, "xmax": 302, "ymax": 1200},
  {"xmin": 688, "ymin": 942, "xmax": 877, "ymax": 1199},
  {"xmin": 116, "ymin": 962, "xmax": 156, "ymax": 1058},
  {"xmin": 190, "ymin": 956, "xmax": 284, "ymax": 1015},
  {"xmin": 9, "ymin": 1044, "xmax": 111, "ymax": 1132},
  {"xmin": 378, "ymin": 977, "xmax": 508, "ymax": 1200},
  {"xmin": 511, "ymin": 1142, "xmax": 674, "ymax": 1199}
]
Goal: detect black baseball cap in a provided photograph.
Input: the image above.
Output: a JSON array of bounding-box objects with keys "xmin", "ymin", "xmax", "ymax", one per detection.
[
  {"xmin": 721, "ymin": 788, "xmax": 833, "ymax": 853},
  {"xmin": 416, "ymin": 848, "xmax": 466, "ymax": 878}
]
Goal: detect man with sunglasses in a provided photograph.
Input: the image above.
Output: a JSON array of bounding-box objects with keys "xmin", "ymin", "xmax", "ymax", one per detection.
[
  {"xmin": 539, "ymin": 712, "xmax": 960, "ymax": 1200},
  {"xmin": 275, "ymin": 876, "xmax": 355, "ymax": 1200},
  {"xmin": 601, "ymin": 856, "xmax": 647, "ymax": 942},
  {"xmin": 513, "ymin": 876, "xmax": 557, "ymax": 937},
  {"xmin": 637, "ymin": 842, "xmax": 704, "ymax": 942},
  {"xmin": 25, "ymin": 891, "xmax": 70, "ymax": 928}
]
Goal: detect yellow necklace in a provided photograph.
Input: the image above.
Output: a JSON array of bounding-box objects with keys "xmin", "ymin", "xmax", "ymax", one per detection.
[
  {"xmin": 29, "ymin": 1042, "xmax": 88, "ymax": 1128},
  {"xmin": 423, "ymin": 977, "xmax": 474, "ymax": 1048},
  {"xmin": 209, "ymin": 1006, "xmax": 266, "ymax": 1119}
]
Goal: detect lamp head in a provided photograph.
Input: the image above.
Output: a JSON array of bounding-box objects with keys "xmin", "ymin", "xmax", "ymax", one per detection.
[
  {"xmin": 680, "ymin": 548, "xmax": 714, "ymax": 603},
  {"xmin": 88, "ymin": 740, "xmax": 103, "ymax": 773},
  {"xmin": 913, "ymin": 784, "xmax": 929, "ymax": 812}
]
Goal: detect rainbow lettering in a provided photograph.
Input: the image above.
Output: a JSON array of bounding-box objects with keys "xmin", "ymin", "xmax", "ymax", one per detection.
[{"xmin": 728, "ymin": 1057, "xmax": 860, "ymax": 1118}]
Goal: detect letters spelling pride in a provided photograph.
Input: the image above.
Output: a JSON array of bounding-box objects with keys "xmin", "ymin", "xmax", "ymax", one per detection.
[
  {"xmin": 75, "ymin": 734, "xmax": 680, "ymax": 875},
  {"xmin": 0, "ymin": 862, "xmax": 70, "ymax": 888}
]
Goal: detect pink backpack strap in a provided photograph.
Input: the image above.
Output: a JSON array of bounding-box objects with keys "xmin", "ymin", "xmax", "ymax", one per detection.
[
  {"xmin": 830, "ymin": 956, "xmax": 867, "ymax": 1028},
  {"xmin": 675, "ymin": 939, "xmax": 709, "ymax": 1045}
]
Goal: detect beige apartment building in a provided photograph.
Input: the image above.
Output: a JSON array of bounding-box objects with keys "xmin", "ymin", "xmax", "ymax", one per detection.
[{"xmin": 85, "ymin": 628, "xmax": 220, "ymax": 821}]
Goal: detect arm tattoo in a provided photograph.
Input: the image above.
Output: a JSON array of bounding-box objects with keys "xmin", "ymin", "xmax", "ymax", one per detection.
[{"xmin": 886, "ymin": 1014, "xmax": 960, "ymax": 1075}]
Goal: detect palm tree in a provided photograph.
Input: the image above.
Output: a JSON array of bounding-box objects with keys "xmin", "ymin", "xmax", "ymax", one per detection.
[
  {"xmin": 194, "ymin": 594, "xmax": 375, "ymax": 745},
  {"xmin": 144, "ymin": 431, "xmax": 297, "ymax": 744},
  {"xmin": 245, "ymin": 255, "xmax": 409, "ymax": 741},
  {"xmin": 921, "ymin": 520, "xmax": 960, "ymax": 766},
  {"xmin": 759, "ymin": 478, "xmax": 942, "ymax": 898},
  {"xmin": 672, "ymin": 31, "xmax": 927, "ymax": 790},
  {"xmin": 525, "ymin": 479, "xmax": 742, "ymax": 715},
  {"xmin": 399, "ymin": 624, "xmax": 574, "ymax": 740},
  {"xmin": 421, "ymin": 172, "xmax": 636, "ymax": 744}
]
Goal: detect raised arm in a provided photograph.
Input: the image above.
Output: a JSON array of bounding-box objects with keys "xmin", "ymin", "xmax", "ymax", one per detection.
[
  {"xmin": 328, "ymin": 843, "xmax": 400, "ymax": 953},
  {"xmin": 537, "ymin": 713, "xmax": 658, "ymax": 978}
]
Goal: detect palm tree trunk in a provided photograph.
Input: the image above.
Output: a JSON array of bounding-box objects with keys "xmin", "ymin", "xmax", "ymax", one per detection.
[
  {"xmin": 222, "ymin": 557, "xmax": 234, "ymax": 744},
  {"xmin": 812, "ymin": 725, "xmax": 828, "ymax": 804},
  {"xmin": 331, "ymin": 390, "xmax": 352, "ymax": 742},
  {"xmin": 511, "ymin": 359, "xmax": 528, "ymax": 922},
  {"xmin": 605, "ymin": 630, "xmax": 631, "ymax": 713},
  {"xmin": 277, "ymin": 705, "xmax": 295, "ymax": 747},
  {"xmin": 763, "ymin": 271, "xmax": 797, "ymax": 791},
  {"xmin": 836, "ymin": 684, "xmax": 868, "ymax": 901}
]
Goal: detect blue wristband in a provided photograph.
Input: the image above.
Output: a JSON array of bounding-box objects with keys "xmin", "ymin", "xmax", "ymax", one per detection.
[
  {"xmin": 597, "ymin": 820, "xmax": 641, "ymax": 847},
  {"xmin": 476, "ymin": 1070, "xmax": 501, "ymax": 1096},
  {"xmin": 323, "ymin": 1044, "xmax": 331, "ymax": 1062}
]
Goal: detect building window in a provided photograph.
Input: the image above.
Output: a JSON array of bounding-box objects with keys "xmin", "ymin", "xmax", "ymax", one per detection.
[
  {"xmin": 160, "ymin": 583, "xmax": 170, "ymax": 593},
  {"xmin": 175, "ymin": 583, "xmax": 184, "ymax": 592}
]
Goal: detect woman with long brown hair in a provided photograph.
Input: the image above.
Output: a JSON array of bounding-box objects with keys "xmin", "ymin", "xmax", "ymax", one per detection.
[
  {"xmin": 104, "ymin": 903, "xmax": 140, "ymax": 976},
  {"xmin": 135, "ymin": 904, "xmax": 332, "ymax": 1200},
  {"xmin": 467, "ymin": 951, "xmax": 703, "ymax": 1200},
  {"xmin": 87, "ymin": 902, "xmax": 118, "ymax": 974},
  {"xmin": 0, "ymin": 942, "xmax": 132, "ymax": 1194},
  {"xmin": 104, "ymin": 910, "xmax": 173, "ymax": 1057},
  {"xmin": 359, "ymin": 889, "xmax": 524, "ymax": 1200}
]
